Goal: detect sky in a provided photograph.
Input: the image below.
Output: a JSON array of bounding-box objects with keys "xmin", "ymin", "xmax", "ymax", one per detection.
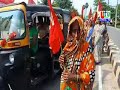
[
  {"xmin": 72, "ymin": 0, "xmax": 118, "ymax": 14},
  {"xmin": 72, "ymin": 0, "xmax": 94, "ymax": 14},
  {"xmin": 14, "ymin": 0, "xmax": 118, "ymax": 15}
]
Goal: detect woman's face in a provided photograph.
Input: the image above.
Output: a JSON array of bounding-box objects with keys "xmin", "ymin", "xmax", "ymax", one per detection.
[{"xmin": 70, "ymin": 21, "xmax": 80, "ymax": 38}]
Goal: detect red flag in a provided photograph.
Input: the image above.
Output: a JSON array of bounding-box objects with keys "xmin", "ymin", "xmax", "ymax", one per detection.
[
  {"xmin": 97, "ymin": 0, "xmax": 103, "ymax": 11},
  {"xmin": 93, "ymin": 12, "xmax": 98, "ymax": 23},
  {"xmin": 48, "ymin": 0, "xmax": 64, "ymax": 54},
  {"xmin": 28, "ymin": 0, "xmax": 36, "ymax": 4},
  {"xmin": 88, "ymin": 8, "xmax": 92, "ymax": 19},
  {"xmin": 0, "ymin": 0, "xmax": 14, "ymax": 4},
  {"xmin": 81, "ymin": 5, "xmax": 84, "ymax": 19}
]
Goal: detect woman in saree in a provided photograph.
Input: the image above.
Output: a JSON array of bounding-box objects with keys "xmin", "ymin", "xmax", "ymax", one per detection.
[{"xmin": 59, "ymin": 16, "xmax": 95, "ymax": 90}]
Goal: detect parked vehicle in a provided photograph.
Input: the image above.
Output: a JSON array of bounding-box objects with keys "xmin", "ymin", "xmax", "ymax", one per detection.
[
  {"xmin": 0, "ymin": 2, "xmax": 71, "ymax": 90},
  {"xmin": 0, "ymin": 2, "xmax": 53, "ymax": 90},
  {"xmin": 0, "ymin": 2, "xmax": 30, "ymax": 90}
]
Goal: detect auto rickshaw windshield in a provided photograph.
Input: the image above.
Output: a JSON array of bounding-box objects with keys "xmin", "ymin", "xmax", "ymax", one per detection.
[{"xmin": 0, "ymin": 10, "xmax": 25, "ymax": 40}]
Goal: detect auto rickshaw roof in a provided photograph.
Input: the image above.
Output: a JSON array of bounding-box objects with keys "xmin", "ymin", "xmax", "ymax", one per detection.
[
  {"xmin": 26, "ymin": 5, "xmax": 63, "ymax": 14},
  {"xmin": 26, "ymin": 4, "xmax": 49, "ymax": 12},
  {"xmin": 53, "ymin": 7, "xmax": 63, "ymax": 14},
  {"xmin": 62, "ymin": 9, "xmax": 70, "ymax": 15},
  {"xmin": 0, "ymin": 2, "xmax": 27, "ymax": 8},
  {"xmin": 26, "ymin": 5, "xmax": 50, "ymax": 22}
]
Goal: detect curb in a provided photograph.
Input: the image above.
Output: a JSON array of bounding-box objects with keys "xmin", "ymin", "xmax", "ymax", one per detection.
[
  {"xmin": 108, "ymin": 39, "xmax": 120, "ymax": 88},
  {"xmin": 108, "ymin": 46, "xmax": 119, "ymax": 56},
  {"xmin": 111, "ymin": 54, "xmax": 120, "ymax": 65},
  {"xmin": 115, "ymin": 66, "xmax": 120, "ymax": 88},
  {"xmin": 110, "ymin": 51, "xmax": 120, "ymax": 63},
  {"xmin": 113, "ymin": 59, "xmax": 120, "ymax": 75}
]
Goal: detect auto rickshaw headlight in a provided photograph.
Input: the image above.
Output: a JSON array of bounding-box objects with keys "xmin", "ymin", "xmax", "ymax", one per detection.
[{"xmin": 9, "ymin": 54, "xmax": 14, "ymax": 64}]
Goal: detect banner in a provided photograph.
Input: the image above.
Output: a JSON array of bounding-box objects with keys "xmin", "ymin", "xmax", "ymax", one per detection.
[{"xmin": 98, "ymin": 11, "xmax": 111, "ymax": 22}]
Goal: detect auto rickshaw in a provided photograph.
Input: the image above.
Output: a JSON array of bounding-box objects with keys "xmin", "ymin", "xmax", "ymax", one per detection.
[
  {"xmin": 0, "ymin": 2, "xmax": 30, "ymax": 90},
  {"xmin": 0, "ymin": 2, "xmax": 54, "ymax": 90},
  {"xmin": 27, "ymin": 4, "xmax": 56, "ymax": 85}
]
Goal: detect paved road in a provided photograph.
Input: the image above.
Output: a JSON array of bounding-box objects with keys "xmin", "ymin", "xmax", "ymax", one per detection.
[
  {"xmin": 30, "ymin": 75, "xmax": 61, "ymax": 90},
  {"xmin": 107, "ymin": 26, "xmax": 120, "ymax": 48},
  {"xmin": 93, "ymin": 54, "xmax": 119, "ymax": 90}
]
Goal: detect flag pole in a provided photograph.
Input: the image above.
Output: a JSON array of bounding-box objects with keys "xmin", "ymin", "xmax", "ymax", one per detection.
[{"xmin": 115, "ymin": 0, "xmax": 118, "ymax": 28}]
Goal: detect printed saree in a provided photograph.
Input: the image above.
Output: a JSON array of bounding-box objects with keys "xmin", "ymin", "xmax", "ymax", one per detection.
[{"xmin": 59, "ymin": 16, "xmax": 95, "ymax": 90}]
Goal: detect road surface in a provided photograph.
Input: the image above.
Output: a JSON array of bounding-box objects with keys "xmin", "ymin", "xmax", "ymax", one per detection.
[
  {"xmin": 107, "ymin": 26, "xmax": 120, "ymax": 48},
  {"xmin": 30, "ymin": 75, "xmax": 61, "ymax": 90}
]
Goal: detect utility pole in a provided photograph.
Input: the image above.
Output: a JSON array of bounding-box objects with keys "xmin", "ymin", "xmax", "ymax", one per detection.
[{"xmin": 115, "ymin": 0, "xmax": 118, "ymax": 28}]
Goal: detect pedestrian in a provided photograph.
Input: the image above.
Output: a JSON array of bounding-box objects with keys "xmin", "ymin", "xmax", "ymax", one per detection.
[
  {"xmin": 86, "ymin": 20, "xmax": 94, "ymax": 51},
  {"xmin": 92, "ymin": 19, "xmax": 104, "ymax": 64},
  {"xmin": 59, "ymin": 16, "xmax": 95, "ymax": 90},
  {"xmin": 102, "ymin": 22, "xmax": 109, "ymax": 52}
]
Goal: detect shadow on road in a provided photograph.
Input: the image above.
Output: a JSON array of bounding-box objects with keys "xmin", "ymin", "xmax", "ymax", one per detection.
[{"xmin": 101, "ymin": 53, "xmax": 110, "ymax": 65}]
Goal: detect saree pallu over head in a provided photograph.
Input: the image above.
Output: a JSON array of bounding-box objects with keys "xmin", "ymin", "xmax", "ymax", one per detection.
[{"xmin": 59, "ymin": 16, "xmax": 95, "ymax": 90}]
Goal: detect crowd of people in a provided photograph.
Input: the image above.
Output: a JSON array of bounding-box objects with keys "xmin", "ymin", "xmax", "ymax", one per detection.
[{"xmin": 59, "ymin": 16, "xmax": 109, "ymax": 90}]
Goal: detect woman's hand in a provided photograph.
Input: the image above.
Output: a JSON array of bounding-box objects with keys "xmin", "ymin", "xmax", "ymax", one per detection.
[
  {"xmin": 59, "ymin": 55, "xmax": 64, "ymax": 64},
  {"xmin": 59, "ymin": 55, "xmax": 65, "ymax": 70},
  {"xmin": 62, "ymin": 71, "xmax": 79, "ymax": 81},
  {"xmin": 68, "ymin": 73, "xmax": 77, "ymax": 81},
  {"xmin": 61, "ymin": 71, "xmax": 70, "ymax": 81}
]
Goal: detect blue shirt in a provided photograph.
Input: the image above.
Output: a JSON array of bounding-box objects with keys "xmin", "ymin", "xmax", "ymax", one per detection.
[{"xmin": 86, "ymin": 27, "xmax": 94, "ymax": 46}]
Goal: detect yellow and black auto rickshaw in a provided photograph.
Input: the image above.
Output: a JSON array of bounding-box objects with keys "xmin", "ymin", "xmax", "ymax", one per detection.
[
  {"xmin": 0, "ymin": 2, "xmax": 54, "ymax": 90},
  {"xmin": 0, "ymin": 2, "xmax": 30, "ymax": 90}
]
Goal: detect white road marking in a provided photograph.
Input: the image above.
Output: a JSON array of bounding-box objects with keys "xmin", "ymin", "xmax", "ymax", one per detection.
[
  {"xmin": 98, "ymin": 65, "xmax": 103, "ymax": 90},
  {"xmin": 8, "ymin": 84, "xmax": 12, "ymax": 90}
]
